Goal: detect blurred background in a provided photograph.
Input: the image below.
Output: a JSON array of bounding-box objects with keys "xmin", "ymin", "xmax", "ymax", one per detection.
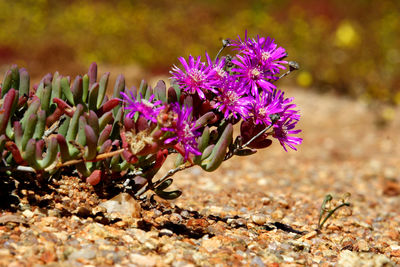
[{"xmin": 0, "ymin": 0, "xmax": 399, "ymax": 104}]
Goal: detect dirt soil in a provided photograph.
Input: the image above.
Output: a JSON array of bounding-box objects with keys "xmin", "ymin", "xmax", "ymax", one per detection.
[{"xmin": 0, "ymin": 88, "xmax": 399, "ymax": 267}]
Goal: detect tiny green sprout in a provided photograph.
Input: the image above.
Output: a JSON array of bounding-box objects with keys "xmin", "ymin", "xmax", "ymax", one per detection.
[{"xmin": 317, "ymin": 193, "xmax": 351, "ymax": 230}]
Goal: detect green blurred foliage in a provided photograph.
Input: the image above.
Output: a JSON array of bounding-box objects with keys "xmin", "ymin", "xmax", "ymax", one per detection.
[{"xmin": 0, "ymin": 0, "xmax": 399, "ymax": 102}]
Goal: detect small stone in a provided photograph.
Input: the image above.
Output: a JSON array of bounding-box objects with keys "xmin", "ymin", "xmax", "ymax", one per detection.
[
  {"xmin": 22, "ymin": 209, "xmax": 34, "ymax": 219},
  {"xmin": 391, "ymin": 250, "xmax": 400, "ymax": 257},
  {"xmin": 288, "ymin": 240, "xmax": 311, "ymax": 252},
  {"xmin": 337, "ymin": 250, "xmax": 395, "ymax": 267},
  {"xmin": 75, "ymin": 206, "xmax": 91, "ymax": 218},
  {"xmin": 68, "ymin": 247, "xmax": 96, "ymax": 260},
  {"xmin": 129, "ymin": 253, "xmax": 156, "ymax": 267},
  {"xmin": 300, "ymin": 230, "xmax": 318, "ymax": 241},
  {"xmin": 261, "ymin": 197, "xmax": 271, "ymax": 205},
  {"xmin": 99, "ymin": 193, "xmax": 141, "ymax": 219},
  {"xmin": 356, "ymin": 239, "xmax": 370, "ymax": 252},
  {"xmin": 271, "ymin": 210, "xmax": 284, "ymax": 220},
  {"xmin": 201, "ymin": 237, "xmax": 222, "ymax": 252},
  {"xmin": 0, "ymin": 249, "xmax": 11, "ymax": 257},
  {"xmin": 251, "ymin": 214, "xmax": 267, "ymax": 225},
  {"xmin": 159, "ymin": 228, "xmax": 174, "ymax": 237}
]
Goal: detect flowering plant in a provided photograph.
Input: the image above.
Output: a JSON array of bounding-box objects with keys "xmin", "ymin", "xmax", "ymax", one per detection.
[
  {"xmin": 0, "ymin": 33, "xmax": 301, "ymax": 201},
  {"xmin": 120, "ymin": 32, "xmax": 302, "ymax": 198}
]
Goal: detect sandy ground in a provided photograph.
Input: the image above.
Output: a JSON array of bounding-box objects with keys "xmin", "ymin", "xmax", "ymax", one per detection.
[{"xmin": 0, "ymin": 87, "xmax": 399, "ymax": 266}]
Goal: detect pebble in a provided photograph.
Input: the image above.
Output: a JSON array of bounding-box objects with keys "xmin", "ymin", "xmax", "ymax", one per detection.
[
  {"xmin": 22, "ymin": 210, "xmax": 34, "ymax": 219},
  {"xmin": 68, "ymin": 247, "xmax": 96, "ymax": 260},
  {"xmin": 337, "ymin": 250, "xmax": 395, "ymax": 267},
  {"xmin": 159, "ymin": 228, "xmax": 174, "ymax": 237},
  {"xmin": 129, "ymin": 253, "xmax": 157, "ymax": 267},
  {"xmin": 251, "ymin": 214, "xmax": 267, "ymax": 225},
  {"xmin": 271, "ymin": 210, "xmax": 284, "ymax": 220}
]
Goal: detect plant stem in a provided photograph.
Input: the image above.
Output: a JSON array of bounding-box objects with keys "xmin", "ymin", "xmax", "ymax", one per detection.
[
  {"xmin": 318, "ymin": 202, "xmax": 350, "ymax": 230},
  {"xmin": 214, "ymin": 39, "xmax": 230, "ymax": 61},
  {"xmin": 56, "ymin": 148, "xmax": 125, "ymax": 168},
  {"xmin": 135, "ymin": 162, "xmax": 193, "ymax": 197},
  {"xmin": 242, "ymin": 124, "xmax": 274, "ymax": 149}
]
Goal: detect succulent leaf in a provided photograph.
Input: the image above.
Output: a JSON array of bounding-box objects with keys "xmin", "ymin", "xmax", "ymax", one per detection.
[
  {"xmin": 0, "ymin": 89, "xmax": 17, "ymax": 134},
  {"xmin": 154, "ymin": 189, "xmax": 182, "ymax": 200},
  {"xmin": 202, "ymin": 123, "xmax": 233, "ymax": 172},
  {"xmin": 66, "ymin": 104, "xmax": 84, "ymax": 142},
  {"xmin": 97, "ymin": 72, "xmax": 110, "ymax": 109},
  {"xmin": 88, "ymin": 82, "xmax": 99, "ymax": 110},
  {"xmin": 88, "ymin": 62, "xmax": 97, "ymax": 86},
  {"xmin": 84, "ymin": 125, "xmax": 97, "ymax": 160},
  {"xmin": 71, "ymin": 76, "xmax": 83, "ymax": 105},
  {"xmin": 18, "ymin": 68, "xmax": 30, "ymax": 98},
  {"xmin": 82, "ymin": 74, "xmax": 89, "ymax": 103},
  {"xmin": 22, "ymin": 113, "xmax": 38, "ymax": 150},
  {"xmin": 38, "ymin": 137, "xmax": 58, "ymax": 169},
  {"xmin": 60, "ymin": 76, "xmax": 74, "ymax": 105},
  {"xmin": 33, "ymin": 110, "xmax": 46, "ymax": 139},
  {"xmin": 154, "ymin": 80, "xmax": 167, "ymax": 103}
]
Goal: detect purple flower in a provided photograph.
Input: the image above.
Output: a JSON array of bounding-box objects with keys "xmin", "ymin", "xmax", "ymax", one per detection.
[
  {"xmin": 273, "ymin": 115, "xmax": 302, "ymax": 151},
  {"xmin": 249, "ymin": 36, "xmax": 287, "ymax": 75},
  {"xmin": 231, "ymin": 33, "xmax": 287, "ymax": 74},
  {"xmin": 214, "ymin": 78, "xmax": 251, "ymax": 120},
  {"xmin": 246, "ymin": 89, "xmax": 302, "ymax": 151},
  {"xmin": 206, "ymin": 53, "xmax": 228, "ymax": 86},
  {"xmin": 231, "ymin": 54, "xmax": 276, "ymax": 96},
  {"xmin": 248, "ymin": 90, "xmax": 285, "ymax": 125},
  {"xmin": 161, "ymin": 104, "xmax": 202, "ymax": 160},
  {"xmin": 120, "ymin": 91, "xmax": 162, "ymax": 123},
  {"xmin": 170, "ymin": 54, "xmax": 218, "ymax": 99}
]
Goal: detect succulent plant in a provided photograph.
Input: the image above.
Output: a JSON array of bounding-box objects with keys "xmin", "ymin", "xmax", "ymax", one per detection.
[{"xmin": 0, "ymin": 33, "xmax": 302, "ymax": 201}]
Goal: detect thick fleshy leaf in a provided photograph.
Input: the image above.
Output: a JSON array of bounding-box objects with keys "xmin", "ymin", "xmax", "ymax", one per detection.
[
  {"xmin": 60, "ymin": 76, "xmax": 74, "ymax": 105},
  {"xmin": 0, "ymin": 89, "xmax": 17, "ymax": 134},
  {"xmin": 112, "ymin": 74, "xmax": 125, "ymax": 115},
  {"xmin": 88, "ymin": 62, "xmax": 97, "ymax": 86},
  {"xmin": 99, "ymin": 111, "xmax": 113, "ymax": 131},
  {"xmin": 167, "ymin": 86, "xmax": 177, "ymax": 103},
  {"xmin": 18, "ymin": 68, "xmax": 30, "ymax": 98},
  {"xmin": 97, "ymin": 125, "xmax": 111, "ymax": 147},
  {"xmin": 33, "ymin": 110, "xmax": 46, "ymax": 139},
  {"xmin": 5, "ymin": 141, "xmax": 24, "ymax": 164},
  {"xmin": 154, "ymin": 189, "xmax": 182, "ymax": 200},
  {"xmin": 22, "ymin": 113, "xmax": 37, "ymax": 150},
  {"xmin": 40, "ymin": 75, "xmax": 52, "ymax": 113},
  {"xmin": 87, "ymin": 170, "xmax": 102, "ymax": 185},
  {"xmin": 20, "ymin": 97, "xmax": 40, "ymax": 130},
  {"xmin": 82, "ymin": 74, "xmax": 89, "ymax": 103},
  {"xmin": 71, "ymin": 76, "xmax": 83, "ymax": 105},
  {"xmin": 87, "ymin": 110, "xmax": 99, "ymax": 138},
  {"xmin": 97, "ymin": 72, "xmax": 110, "ymax": 109},
  {"xmin": 39, "ymin": 137, "xmax": 58, "ymax": 169},
  {"xmin": 99, "ymin": 139, "xmax": 112, "ymax": 154},
  {"xmin": 88, "ymin": 82, "xmax": 99, "ymax": 110},
  {"xmin": 202, "ymin": 123, "xmax": 233, "ymax": 172},
  {"xmin": 195, "ymin": 112, "xmax": 216, "ymax": 128},
  {"xmin": 24, "ymin": 139, "xmax": 40, "ymax": 169},
  {"xmin": 84, "ymin": 125, "xmax": 97, "ymax": 160},
  {"xmin": 156, "ymin": 178, "xmax": 173, "ymax": 191},
  {"xmin": 1, "ymin": 70, "xmax": 12, "ymax": 97},
  {"xmin": 66, "ymin": 104, "xmax": 84, "ymax": 142},
  {"xmin": 154, "ymin": 80, "xmax": 167, "ymax": 103},
  {"xmin": 76, "ymin": 116, "xmax": 87, "ymax": 146}
]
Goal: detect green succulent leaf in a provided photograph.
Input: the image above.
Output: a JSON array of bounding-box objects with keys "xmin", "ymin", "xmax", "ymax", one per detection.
[
  {"xmin": 154, "ymin": 189, "xmax": 182, "ymax": 200},
  {"xmin": 156, "ymin": 178, "xmax": 173, "ymax": 191},
  {"xmin": 97, "ymin": 72, "xmax": 110, "ymax": 109},
  {"xmin": 60, "ymin": 76, "xmax": 74, "ymax": 105}
]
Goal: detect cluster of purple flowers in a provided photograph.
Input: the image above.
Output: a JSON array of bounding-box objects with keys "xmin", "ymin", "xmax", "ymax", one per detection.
[{"xmin": 121, "ymin": 32, "xmax": 302, "ymax": 162}]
